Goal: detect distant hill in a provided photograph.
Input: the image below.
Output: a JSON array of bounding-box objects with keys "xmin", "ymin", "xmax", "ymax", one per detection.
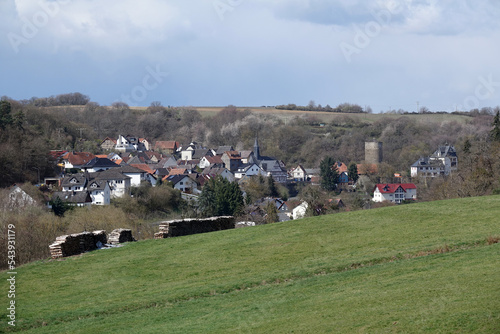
[{"xmin": 1, "ymin": 196, "xmax": 499, "ymax": 333}]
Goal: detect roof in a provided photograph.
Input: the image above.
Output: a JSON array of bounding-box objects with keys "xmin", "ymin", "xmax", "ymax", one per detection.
[
  {"xmin": 239, "ymin": 150, "xmax": 254, "ymax": 159},
  {"xmin": 62, "ymin": 152, "xmax": 96, "ymax": 166},
  {"xmin": 164, "ymin": 174, "xmax": 190, "ymax": 184},
  {"xmin": 432, "ymin": 144, "xmax": 457, "ymax": 158},
  {"xmin": 100, "ymin": 137, "xmax": 117, "ymax": 144},
  {"xmin": 155, "ymin": 141, "xmax": 179, "ymax": 150},
  {"xmin": 53, "ymin": 191, "xmax": 92, "ymax": 204},
  {"xmin": 88, "ymin": 180, "xmax": 108, "ymax": 191},
  {"xmin": 223, "ymin": 151, "xmax": 242, "ymax": 160},
  {"xmin": 84, "ymin": 157, "xmax": 119, "ymax": 169},
  {"xmin": 375, "ymin": 183, "xmax": 417, "ymax": 194},
  {"xmin": 411, "ymin": 157, "xmax": 443, "ymax": 168},
  {"xmin": 91, "ymin": 169, "xmax": 131, "ymax": 181},
  {"xmin": 168, "ymin": 168, "xmax": 189, "ymax": 175},
  {"xmin": 130, "ymin": 164, "xmax": 155, "ymax": 174},
  {"xmin": 216, "ymin": 146, "xmax": 234, "ymax": 155},
  {"xmin": 204, "ymin": 155, "xmax": 223, "ymax": 165},
  {"xmin": 335, "ymin": 162, "xmax": 348, "ymax": 173},
  {"xmin": 61, "ymin": 174, "xmax": 87, "ymax": 188}
]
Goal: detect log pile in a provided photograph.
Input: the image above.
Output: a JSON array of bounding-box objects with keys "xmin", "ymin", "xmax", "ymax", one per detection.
[
  {"xmin": 49, "ymin": 230, "xmax": 109, "ymax": 259},
  {"xmin": 108, "ymin": 228, "xmax": 135, "ymax": 245},
  {"xmin": 49, "ymin": 234, "xmax": 81, "ymax": 259},
  {"xmin": 156, "ymin": 216, "xmax": 235, "ymax": 238}
]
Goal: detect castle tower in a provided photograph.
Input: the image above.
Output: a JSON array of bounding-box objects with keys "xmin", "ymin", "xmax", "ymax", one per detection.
[{"xmin": 365, "ymin": 142, "xmax": 383, "ymax": 164}]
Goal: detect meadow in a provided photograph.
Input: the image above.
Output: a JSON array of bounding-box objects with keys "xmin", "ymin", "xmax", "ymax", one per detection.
[{"xmin": 1, "ymin": 196, "xmax": 499, "ymax": 333}]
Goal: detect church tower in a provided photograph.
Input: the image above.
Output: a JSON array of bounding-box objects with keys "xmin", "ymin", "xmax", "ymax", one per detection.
[{"xmin": 253, "ymin": 137, "xmax": 260, "ymax": 161}]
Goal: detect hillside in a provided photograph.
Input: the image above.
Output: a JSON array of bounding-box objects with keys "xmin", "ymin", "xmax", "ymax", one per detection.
[{"xmin": 2, "ymin": 196, "xmax": 499, "ymax": 333}]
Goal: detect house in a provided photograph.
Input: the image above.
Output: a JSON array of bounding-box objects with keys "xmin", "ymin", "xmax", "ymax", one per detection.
[
  {"xmin": 411, "ymin": 144, "xmax": 458, "ymax": 177},
  {"xmin": 202, "ymin": 167, "xmax": 235, "ymax": 182},
  {"xmin": 221, "ymin": 151, "xmax": 242, "ymax": 172},
  {"xmin": 87, "ymin": 180, "xmax": 111, "ymax": 205},
  {"xmin": 52, "ymin": 191, "xmax": 92, "ymax": 207},
  {"xmin": 337, "ymin": 171, "xmax": 349, "ymax": 185},
  {"xmin": 372, "ymin": 183, "xmax": 417, "ymax": 204},
  {"xmin": 199, "ymin": 155, "xmax": 224, "ymax": 169},
  {"xmin": 90, "ymin": 169, "xmax": 131, "ymax": 198},
  {"xmin": 61, "ymin": 152, "xmax": 96, "ymax": 170},
  {"xmin": 139, "ymin": 138, "xmax": 152, "ymax": 151},
  {"xmin": 164, "ymin": 175, "xmax": 198, "ymax": 193},
  {"xmin": 239, "ymin": 151, "xmax": 254, "ymax": 164},
  {"xmin": 61, "ymin": 174, "xmax": 88, "ymax": 192},
  {"xmin": 115, "ymin": 135, "xmax": 136, "ymax": 152},
  {"xmin": 100, "ymin": 137, "xmax": 117, "ymax": 151},
  {"xmin": 234, "ymin": 163, "xmax": 266, "ymax": 179},
  {"xmin": 154, "ymin": 141, "xmax": 180, "ymax": 154},
  {"xmin": 291, "ymin": 165, "xmax": 307, "ymax": 181},
  {"xmin": 82, "ymin": 157, "xmax": 119, "ymax": 173}
]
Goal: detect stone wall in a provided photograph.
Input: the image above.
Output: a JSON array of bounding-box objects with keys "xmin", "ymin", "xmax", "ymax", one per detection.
[{"xmin": 155, "ymin": 216, "xmax": 235, "ymax": 238}]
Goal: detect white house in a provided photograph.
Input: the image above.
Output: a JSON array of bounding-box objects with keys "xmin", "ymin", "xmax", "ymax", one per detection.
[
  {"xmin": 372, "ymin": 183, "xmax": 417, "ymax": 204},
  {"xmin": 234, "ymin": 163, "xmax": 266, "ymax": 179},
  {"xmin": 115, "ymin": 135, "xmax": 135, "ymax": 152},
  {"xmin": 411, "ymin": 144, "xmax": 457, "ymax": 178},
  {"xmin": 291, "ymin": 165, "xmax": 307, "ymax": 181},
  {"xmin": 87, "ymin": 180, "xmax": 111, "ymax": 205},
  {"xmin": 165, "ymin": 175, "xmax": 198, "ymax": 193}
]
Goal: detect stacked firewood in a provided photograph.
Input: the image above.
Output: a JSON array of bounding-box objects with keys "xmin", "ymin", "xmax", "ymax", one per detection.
[
  {"xmin": 49, "ymin": 230, "xmax": 109, "ymax": 259},
  {"xmin": 49, "ymin": 234, "xmax": 81, "ymax": 259},
  {"xmin": 108, "ymin": 229, "xmax": 135, "ymax": 245}
]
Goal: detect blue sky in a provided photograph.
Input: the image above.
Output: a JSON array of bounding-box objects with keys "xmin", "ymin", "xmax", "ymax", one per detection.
[{"xmin": 1, "ymin": 0, "xmax": 500, "ymax": 112}]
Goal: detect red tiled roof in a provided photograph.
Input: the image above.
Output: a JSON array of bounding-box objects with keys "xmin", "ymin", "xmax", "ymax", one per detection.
[
  {"xmin": 224, "ymin": 151, "xmax": 241, "ymax": 160},
  {"xmin": 130, "ymin": 164, "xmax": 155, "ymax": 174},
  {"xmin": 168, "ymin": 168, "xmax": 188, "ymax": 175},
  {"xmin": 155, "ymin": 141, "xmax": 179, "ymax": 150},
  {"xmin": 376, "ymin": 183, "xmax": 416, "ymax": 194},
  {"xmin": 335, "ymin": 162, "xmax": 348, "ymax": 173},
  {"xmin": 206, "ymin": 156, "xmax": 223, "ymax": 164},
  {"xmin": 62, "ymin": 152, "xmax": 95, "ymax": 166}
]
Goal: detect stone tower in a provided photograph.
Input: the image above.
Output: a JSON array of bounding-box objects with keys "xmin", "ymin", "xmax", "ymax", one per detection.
[{"xmin": 365, "ymin": 142, "xmax": 383, "ymax": 164}]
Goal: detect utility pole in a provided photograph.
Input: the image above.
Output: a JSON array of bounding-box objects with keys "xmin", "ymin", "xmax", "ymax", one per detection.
[{"xmin": 417, "ymin": 101, "xmax": 420, "ymax": 113}]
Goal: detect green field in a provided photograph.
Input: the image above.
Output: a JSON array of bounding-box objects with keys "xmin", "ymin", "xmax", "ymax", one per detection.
[{"xmin": 2, "ymin": 196, "xmax": 499, "ymax": 333}]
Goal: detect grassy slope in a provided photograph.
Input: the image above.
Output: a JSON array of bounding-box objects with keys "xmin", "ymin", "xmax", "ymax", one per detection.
[{"xmin": 2, "ymin": 196, "xmax": 499, "ymax": 333}]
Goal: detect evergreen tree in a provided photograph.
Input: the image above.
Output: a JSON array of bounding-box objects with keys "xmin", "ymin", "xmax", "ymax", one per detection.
[
  {"xmin": 0, "ymin": 100, "xmax": 13, "ymax": 129},
  {"xmin": 50, "ymin": 196, "xmax": 68, "ymax": 217},
  {"xmin": 267, "ymin": 175, "xmax": 279, "ymax": 197},
  {"xmin": 348, "ymin": 162, "xmax": 359, "ymax": 184},
  {"xmin": 320, "ymin": 157, "xmax": 339, "ymax": 192},
  {"xmin": 199, "ymin": 176, "xmax": 244, "ymax": 217}
]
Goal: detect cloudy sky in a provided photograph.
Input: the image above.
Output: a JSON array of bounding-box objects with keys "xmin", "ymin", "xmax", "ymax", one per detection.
[{"xmin": 1, "ymin": 0, "xmax": 500, "ymax": 112}]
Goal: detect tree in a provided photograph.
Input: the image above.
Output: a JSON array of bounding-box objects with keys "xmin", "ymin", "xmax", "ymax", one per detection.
[
  {"xmin": 50, "ymin": 196, "xmax": 69, "ymax": 217},
  {"xmin": 199, "ymin": 176, "xmax": 244, "ymax": 217},
  {"xmin": 0, "ymin": 100, "xmax": 12, "ymax": 129},
  {"xmin": 265, "ymin": 201, "xmax": 279, "ymax": 224},
  {"xmin": 490, "ymin": 110, "xmax": 500, "ymax": 142},
  {"xmin": 267, "ymin": 175, "xmax": 279, "ymax": 197},
  {"xmin": 348, "ymin": 162, "xmax": 359, "ymax": 184},
  {"xmin": 320, "ymin": 157, "xmax": 339, "ymax": 192}
]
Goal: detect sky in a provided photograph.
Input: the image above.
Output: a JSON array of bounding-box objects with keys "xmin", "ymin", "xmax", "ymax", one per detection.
[{"xmin": 1, "ymin": 0, "xmax": 500, "ymax": 112}]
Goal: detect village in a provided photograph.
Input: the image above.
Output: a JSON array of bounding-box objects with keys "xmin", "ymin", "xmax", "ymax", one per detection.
[{"xmin": 16, "ymin": 133, "xmax": 459, "ymax": 222}]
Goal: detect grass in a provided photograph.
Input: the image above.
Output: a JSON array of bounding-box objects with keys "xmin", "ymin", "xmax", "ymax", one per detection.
[{"xmin": 1, "ymin": 196, "xmax": 499, "ymax": 333}]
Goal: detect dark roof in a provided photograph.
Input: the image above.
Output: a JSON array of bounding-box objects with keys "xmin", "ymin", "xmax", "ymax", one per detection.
[
  {"xmin": 166, "ymin": 174, "xmax": 190, "ymax": 185},
  {"xmin": 90, "ymin": 169, "xmax": 130, "ymax": 181},
  {"xmin": 61, "ymin": 174, "xmax": 87, "ymax": 188},
  {"xmin": 53, "ymin": 191, "xmax": 92, "ymax": 204},
  {"xmin": 84, "ymin": 157, "xmax": 119, "ymax": 169},
  {"xmin": 87, "ymin": 180, "xmax": 108, "ymax": 191},
  {"xmin": 216, "ymin": 146, "xmax": 234, "ymax": 155}
]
